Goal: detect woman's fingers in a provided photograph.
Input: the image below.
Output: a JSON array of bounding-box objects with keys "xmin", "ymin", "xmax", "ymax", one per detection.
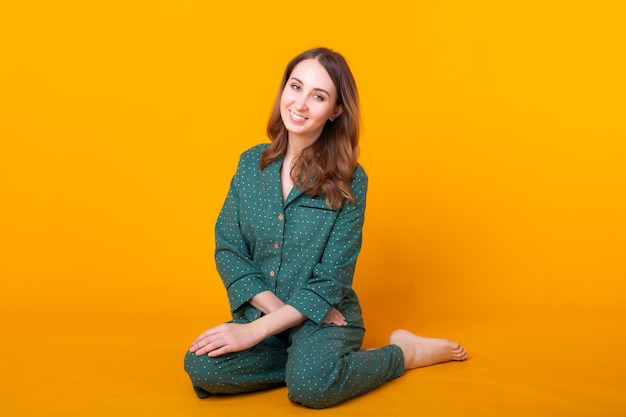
[
  {"xmin": 189, "ymin": 323, "xmax": 251, "ymax": 357},
  {"xmin": 323, "ymin": 308, "xmax": 347, "ymax": 326},
  {"xmin": 191, "ymin": 335, "xmax": 225, "ymax": 355},
  {"xmin": 189, "ymin": 327, "xmax": 224, "ymax": 354}
]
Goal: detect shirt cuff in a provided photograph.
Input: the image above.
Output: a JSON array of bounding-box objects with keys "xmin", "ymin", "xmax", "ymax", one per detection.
[
  {"xmin": 227, "ymin": 275, "xmax": 269, "ymax": 314},
  {"xmin": 286, "ymin": 289, "xmax": 333, "ymax": 325}
]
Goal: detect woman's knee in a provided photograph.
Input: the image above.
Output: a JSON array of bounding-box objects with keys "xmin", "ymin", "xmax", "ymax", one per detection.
[
  {"xmin": 286, "ymin": 360, "xmax": 344, "ymax": 409},
  {"xmin": 183, "ymin": 350, "xmax": 220, "ymax": 384},
  {"xmin": 286, "ymin": 380, "xmax": 343, "ymax": 409},
  {"xmin": 184, "ymin": 350, "xmax": 203, "ymax": 379}
]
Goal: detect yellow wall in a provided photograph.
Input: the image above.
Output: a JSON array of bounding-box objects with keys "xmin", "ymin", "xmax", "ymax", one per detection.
[{"xmin": 1, "ymin": 1, "xmax": 624, "ymax": 326}]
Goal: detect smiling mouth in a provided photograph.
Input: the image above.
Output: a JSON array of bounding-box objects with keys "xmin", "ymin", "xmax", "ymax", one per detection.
[{"xmin": 289, "ymin": 109, "xmax": 307, "ymax": 121}]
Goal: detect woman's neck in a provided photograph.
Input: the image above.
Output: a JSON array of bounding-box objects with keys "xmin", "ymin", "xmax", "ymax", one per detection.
[{"xmin": 285, "ymin": 134, "xmax": 317, "ymax": 160}]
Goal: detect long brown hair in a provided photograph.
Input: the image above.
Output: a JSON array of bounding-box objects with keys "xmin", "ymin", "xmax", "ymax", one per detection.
[{"xmin": 261, "ymin": 47, "xmax": 361, "ymax": 209}]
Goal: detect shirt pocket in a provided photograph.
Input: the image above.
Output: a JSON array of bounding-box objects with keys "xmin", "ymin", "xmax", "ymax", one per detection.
[
  {"xmin": 297, "ymin": 199, "xmax": 336, "ymax": 211},
  {"xmin": 285, "ymin": 199, "xmax": 339, "ymax": 250}
]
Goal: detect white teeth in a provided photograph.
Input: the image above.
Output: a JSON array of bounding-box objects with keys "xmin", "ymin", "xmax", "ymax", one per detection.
[{"xmin": 290, "ymin": 110, "xmax": 306, "ymax": 121}]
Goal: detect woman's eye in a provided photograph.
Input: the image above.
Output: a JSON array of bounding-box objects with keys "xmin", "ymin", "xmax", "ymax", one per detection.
[
  {"xmin": 313, "ymin": 94, "xmax": 324, "ymax": 101},
  {"xmin": 291, "ymin": 84, "xmax": 301, "ymax": 91}
]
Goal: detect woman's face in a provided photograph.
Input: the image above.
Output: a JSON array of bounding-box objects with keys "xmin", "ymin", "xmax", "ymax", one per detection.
[{"xmin": 280, "ymin": 58, "xmax": 343, "ymax": 145}]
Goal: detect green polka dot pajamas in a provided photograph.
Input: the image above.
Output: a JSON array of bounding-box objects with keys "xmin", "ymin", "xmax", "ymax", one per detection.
[{"xmin": 184, "ymin": 144, "xmax": 404, "ymax": 408}]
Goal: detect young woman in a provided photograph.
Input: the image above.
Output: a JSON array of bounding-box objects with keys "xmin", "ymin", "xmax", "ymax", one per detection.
[{"xmin": 184, "ymin": 47, "xmax": 467, "ymax": 409}]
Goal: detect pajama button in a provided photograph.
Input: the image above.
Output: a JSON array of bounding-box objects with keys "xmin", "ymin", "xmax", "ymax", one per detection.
[
  {"xmin": 269, "ymin": 270, "xmax": 275, "ymax": 277},
  {"xmin": 274, "ymin": 243, "xmax": 280, "ymax": 249},
  {"xmin": 278, "ymin": 214, "xmax": 284, "ymax": 221}
]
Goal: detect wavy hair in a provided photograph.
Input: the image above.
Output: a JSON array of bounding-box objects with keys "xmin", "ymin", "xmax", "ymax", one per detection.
[{"xmin": 260, "ymin": 47, "xmax": 360, "ymax": 210}]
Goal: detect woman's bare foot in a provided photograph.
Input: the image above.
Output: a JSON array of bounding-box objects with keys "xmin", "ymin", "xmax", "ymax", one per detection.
[{"xmin": 390, "ymin": 329, "xmax": 468, "ymax": 370}]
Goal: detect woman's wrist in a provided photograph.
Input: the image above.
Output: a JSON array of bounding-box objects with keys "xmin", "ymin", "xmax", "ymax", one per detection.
[
  {"xmin": 247, "ymin": 317, "xmax": 271, "ymax": 342},
  {"xmin": 252, "ymin": 304, "xmax": 307, "ymax": 339},
  {"xmin": 250, "ymin": 291, "xmax": 285, "ymax": 314}
]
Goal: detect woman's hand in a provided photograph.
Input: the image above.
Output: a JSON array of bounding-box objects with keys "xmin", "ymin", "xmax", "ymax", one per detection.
[
  {"xmin": 189, "ymin": 322, "xmax": 264, "ymax": 357},
  {"xmin": 190, "ymin": 306, "xmax": 344, "ymax": 358},
  {"xmin": 323, "ymin": 307, "xmax": 347, "ymax": 326}
]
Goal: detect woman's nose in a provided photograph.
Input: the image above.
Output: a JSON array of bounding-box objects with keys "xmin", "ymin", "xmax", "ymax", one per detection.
[{"xmin": 294, "ymin": 95, "xmax": 308, "ymax": 110}]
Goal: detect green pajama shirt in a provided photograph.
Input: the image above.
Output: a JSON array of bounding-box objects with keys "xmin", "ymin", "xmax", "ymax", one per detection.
[{"xmin": 184, "ymin": 144, "xmax": 404, "ymax": 409}]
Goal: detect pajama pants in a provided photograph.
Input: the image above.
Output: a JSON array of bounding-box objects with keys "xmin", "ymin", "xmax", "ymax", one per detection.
[{"xmin": 183, "ymin": 320, "xmax": 405, "ymax": 409}]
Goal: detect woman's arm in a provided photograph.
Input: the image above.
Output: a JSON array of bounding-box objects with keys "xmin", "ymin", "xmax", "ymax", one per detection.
[
  {"xmin": 190, "ymin": 294, "xmax": 348, "ymax": 357},
  {"xmin": 189, "ymin": 304, "xmax": 306, "ymax": 357},
  {"xmin": 249, "ymin": 290, "xmax": 285, "ymax": 315},
  {"xmin": 284, "ymin": 167, "xmax": 368, "ymax": 324},
  {"xmin": 215, "ymin": 170, "xmax": 270, "ymax": 314},
  {"xmin": 251, "ymin": 290, "xmax": 347, "ymax": 325}
]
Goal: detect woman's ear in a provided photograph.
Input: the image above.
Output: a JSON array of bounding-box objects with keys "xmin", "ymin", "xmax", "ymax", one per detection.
[{"xmin": 330, "ymin": 105, "xmax": 344, "ymax": 122}]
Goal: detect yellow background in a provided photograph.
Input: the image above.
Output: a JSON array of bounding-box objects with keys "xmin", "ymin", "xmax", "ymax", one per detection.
[{"xmin": 1, "ymin": 1, "xmax": 625, "ymax": 416}]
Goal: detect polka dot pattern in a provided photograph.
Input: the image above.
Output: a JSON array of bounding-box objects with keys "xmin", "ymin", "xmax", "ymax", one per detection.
[
  {"xmin": 215, "ymin": 144, "xmax": 367, "ymax": 325},
  {"xmin": 184, "ymin": 144, "xmax": 405, "ymax": 408}
]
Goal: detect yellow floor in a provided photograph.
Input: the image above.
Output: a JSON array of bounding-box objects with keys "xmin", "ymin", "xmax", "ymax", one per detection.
[{"xmin": 2, "ymin": 309, "xmax": 625, "ymax": 416}]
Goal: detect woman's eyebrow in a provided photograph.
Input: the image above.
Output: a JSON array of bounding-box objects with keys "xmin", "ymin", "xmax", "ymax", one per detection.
[{"xmin": 289, "ymin": 77, "xmax": 330, "ymax": 96}]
